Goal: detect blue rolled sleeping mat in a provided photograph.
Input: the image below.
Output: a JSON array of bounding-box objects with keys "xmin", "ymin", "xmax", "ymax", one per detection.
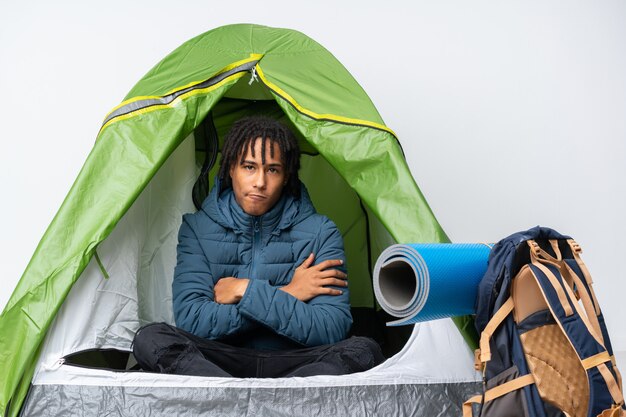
[{"xmin": 373, "ymin": 243, "xmax": 492, "ymax": 326}]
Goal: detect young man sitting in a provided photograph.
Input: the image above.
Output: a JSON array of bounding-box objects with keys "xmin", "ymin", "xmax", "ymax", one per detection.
[{"xmin": 133, "ymin": 116, "xmax": 384, "ymax": 377}]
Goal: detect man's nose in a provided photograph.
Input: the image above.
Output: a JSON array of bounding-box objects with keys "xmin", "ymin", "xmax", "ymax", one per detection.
[{"xmin": 254, "ymin": 170, "xmax": 266, "ymax": 189}]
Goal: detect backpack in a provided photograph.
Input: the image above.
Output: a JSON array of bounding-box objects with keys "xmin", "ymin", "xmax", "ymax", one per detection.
[{"xmin": 464, "ymin": 226, "xmax": 625, "ymax": 417}]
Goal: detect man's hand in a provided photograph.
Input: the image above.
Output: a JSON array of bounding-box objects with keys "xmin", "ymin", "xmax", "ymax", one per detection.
[
  {"xmin": 280, "ymin": 253, "xmax": 348, "ymax": 302},
  {"xmin": 214, "ymin": 277, "xmax": 249, "ymax": 304}
]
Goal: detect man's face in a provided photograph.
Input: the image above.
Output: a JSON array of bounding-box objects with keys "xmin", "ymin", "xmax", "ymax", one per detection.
[{"xmin": 230, "ymin": 138, "xmax": 286, "ymax": 216}]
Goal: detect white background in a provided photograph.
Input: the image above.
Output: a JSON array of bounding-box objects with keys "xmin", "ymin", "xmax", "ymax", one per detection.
[{"xmin": 1, "ymin": 1, "xmax": 624, "ymax": 356}]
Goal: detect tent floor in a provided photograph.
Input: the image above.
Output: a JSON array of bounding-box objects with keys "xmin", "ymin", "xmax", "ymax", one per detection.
[{"xmin": 21, "ymin": 380, "xmax": 481, "ymax": 416}]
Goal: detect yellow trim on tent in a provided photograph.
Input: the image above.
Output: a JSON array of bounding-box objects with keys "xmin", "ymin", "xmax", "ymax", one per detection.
[
  {"xmin": 98, "ymin": 53, "xmax": 397, "ymax": 138},
  {"xmin": 99, "ymin": 54, "xmax": 263, "ymax": 133},
  {"xmin": 254, "ymin": 64, "xmax": 397, "ymax": 137},
  {"xmin": 99, "ymin": 72, "xmax": 247, "ymax": 132}
]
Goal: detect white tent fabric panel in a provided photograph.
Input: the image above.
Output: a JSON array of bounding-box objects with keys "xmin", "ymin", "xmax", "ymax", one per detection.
[{"xmin": 35, "ymin": 135, "xmax": 197, "ymax": 374}]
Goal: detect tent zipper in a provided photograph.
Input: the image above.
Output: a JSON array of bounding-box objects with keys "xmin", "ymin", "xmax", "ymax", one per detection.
[
  {"xmin": 101, "ymin": 58, "xmax": 259, "ymax": 131},
  {"xmin": 42, "ymin": 358, "xmax": 65, "ymax": 372}
]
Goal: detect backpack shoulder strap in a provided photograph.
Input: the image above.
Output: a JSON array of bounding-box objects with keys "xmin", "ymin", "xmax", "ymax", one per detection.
[
  {"xmin": 478, "ymin": 297, "xmax": 514, "ymax": 363},
  {"xmin": 526, "ymin": 241, "xmax": 624, "ymax": 409}
]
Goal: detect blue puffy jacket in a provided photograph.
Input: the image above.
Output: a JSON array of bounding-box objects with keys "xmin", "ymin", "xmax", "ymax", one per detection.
[{"xmin": 172, "ymin": 181, "xmax": 352, "ymax": 351}]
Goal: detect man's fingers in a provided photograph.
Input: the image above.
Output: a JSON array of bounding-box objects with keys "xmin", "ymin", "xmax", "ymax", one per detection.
[
  {"xmin": 313, "ymin": 259, "xmax": 343, "ymax": 271},
  {"xmin": 319, "ymin": 269, "xmax": 347, "ymax": 279},
  {"xmin": 322, "ymin": 277, "xmax": 348, "ymax": 287},
  {"xmin": 297, "ymin": 253, "xmax": 315, "ymax": 270},
  {"xmin": 310, "ymin": 286, "xmax": 343, "ymax": 296},
  {"xmin": 320, "ymin": 287, "xmax": 343, "ymax": 296}
]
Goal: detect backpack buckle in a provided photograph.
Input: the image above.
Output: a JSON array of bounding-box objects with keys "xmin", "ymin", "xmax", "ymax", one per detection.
[
  {"xmin": 474, "ymin": 349, "xmax": 484, "ymax": 371},
  {"xmin": 569, "ymin": 240, "xmax": 582, "ymax": 254},
  {"xmin": 528, "ymin": 241, "xmax": 541, "ymax": 256}
]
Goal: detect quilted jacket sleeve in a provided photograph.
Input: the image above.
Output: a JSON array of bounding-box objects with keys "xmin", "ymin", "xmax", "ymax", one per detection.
[
  {"xmin": 172, "ymin": 215, "xmax": 255, "ymax": 339},
  {"xmin": 237, "ymin": 217, "xmax": 352, "ymax": 346}
]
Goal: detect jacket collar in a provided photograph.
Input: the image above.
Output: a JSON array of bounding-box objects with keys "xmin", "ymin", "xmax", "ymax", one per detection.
[{"xmin": 201, "ymin": 179, "xmax": 315, "ymax": 235}]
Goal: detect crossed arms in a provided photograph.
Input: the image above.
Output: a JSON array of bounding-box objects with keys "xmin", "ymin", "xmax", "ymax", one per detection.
[
  {"xmin": 172, "ymin": 215, "xmax": 352, "ymax": 347},
  {"xmin": 214, "ymin": 253, "xmax": 347, "ymax": 303}
]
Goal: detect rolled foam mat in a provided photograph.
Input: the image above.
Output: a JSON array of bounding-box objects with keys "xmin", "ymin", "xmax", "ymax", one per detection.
[{"xmin": 373, "ymin": 243, "xmax": 492, "ymax": 326}]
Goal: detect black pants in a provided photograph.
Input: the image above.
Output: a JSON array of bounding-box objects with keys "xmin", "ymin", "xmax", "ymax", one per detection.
[{"xmin": 132, "ymin": 323, "xmax": 385, "ymax": 378}]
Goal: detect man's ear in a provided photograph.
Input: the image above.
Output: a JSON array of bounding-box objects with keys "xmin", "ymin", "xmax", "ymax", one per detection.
[{"xmin": 229, "ymin": 163, "xmax": 235, "ymax": 178}]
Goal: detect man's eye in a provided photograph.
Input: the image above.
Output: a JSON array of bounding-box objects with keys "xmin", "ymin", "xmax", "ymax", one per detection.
[
  {"xmin": 243, "ymin": 165, "xmax": 254, "ymax": 171},
  {"xmin": 268, "ymin": 168, "xmax": 279, "ymax": 173}
]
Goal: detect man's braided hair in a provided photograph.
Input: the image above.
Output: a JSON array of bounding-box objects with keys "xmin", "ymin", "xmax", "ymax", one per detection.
[{"xmin": 218, "ymin": 116, "xmax": 301, "ymax": 198}]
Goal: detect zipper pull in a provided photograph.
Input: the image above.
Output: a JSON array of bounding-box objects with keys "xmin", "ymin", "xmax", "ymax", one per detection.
[
  {"xmin": 254, "ymin": 220, "xmax": 260, "ymax": 233},
  {"xmin": 43, "ymin": 357, "xmax": 65, "ymax": 371},
  {"xmin": 248, "ymin": 66, "xmax": 259, "ymax": 85}
]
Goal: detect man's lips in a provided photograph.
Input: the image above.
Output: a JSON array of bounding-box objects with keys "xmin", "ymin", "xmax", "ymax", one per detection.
[{"xmin": 246, "ymin": 193, "xmax": 267, "ymax": 201}]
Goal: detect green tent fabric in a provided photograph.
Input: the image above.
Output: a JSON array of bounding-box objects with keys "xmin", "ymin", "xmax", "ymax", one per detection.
[{"xmin": 0, "ymin": 24, "xmax": 473, "ymax": 416}]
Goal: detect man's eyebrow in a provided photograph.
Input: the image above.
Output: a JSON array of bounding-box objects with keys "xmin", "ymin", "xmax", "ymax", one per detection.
[{"xmin": 241, "ymin": 159, "xmax": 283, "ymax": 167}]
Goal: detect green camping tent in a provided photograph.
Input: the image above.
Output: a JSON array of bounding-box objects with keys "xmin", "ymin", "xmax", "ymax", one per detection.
[{"xmin": 0, "ymin": 24, "xmax": 476, "ymax": 416}]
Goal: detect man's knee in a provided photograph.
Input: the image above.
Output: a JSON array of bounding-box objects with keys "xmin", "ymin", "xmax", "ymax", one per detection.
[
  {"xmin": 133, "ymin": 322, "xmax": 169, "ymax": 350},
  {"xmin": 335, "ymin": 336, "xmax": 385, "ymax": 372},
  {"xmin": 133, "ymin": 322, "xmax": 199, "ymax": 373},
  {"xmin": 132, "ymin": 322, "xmax": 179, "ymax": 366}
]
